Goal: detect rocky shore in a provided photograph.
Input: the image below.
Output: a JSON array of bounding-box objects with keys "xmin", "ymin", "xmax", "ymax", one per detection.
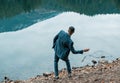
[{"xmin": 2, "ymin": 58, "xmax": 120, "ymax": 83}]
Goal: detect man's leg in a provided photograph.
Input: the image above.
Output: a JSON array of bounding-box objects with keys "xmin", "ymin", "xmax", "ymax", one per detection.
[
  {"xmin": 54, "ymin": 54, "xmax": 59, "ymax": 78},
  {"xmin": 65, "ymin": 59, "xmax": 72, "ymax": 76}
]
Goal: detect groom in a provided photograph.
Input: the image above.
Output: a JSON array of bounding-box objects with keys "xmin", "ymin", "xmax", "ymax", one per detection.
[{"xmin": 52, "ymin": 26, "xmax": 89, "ymax": 79}]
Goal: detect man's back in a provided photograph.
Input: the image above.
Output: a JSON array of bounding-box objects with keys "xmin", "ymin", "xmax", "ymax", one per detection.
[{"xmin": 54, "ymin": 30, "xmax": 71, "ymax": 60}]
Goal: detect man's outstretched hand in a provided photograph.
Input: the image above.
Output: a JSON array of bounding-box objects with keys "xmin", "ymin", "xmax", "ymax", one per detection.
[{"xmin": 83, "ymin": 48, "xmax": 90, "ymax": 52}]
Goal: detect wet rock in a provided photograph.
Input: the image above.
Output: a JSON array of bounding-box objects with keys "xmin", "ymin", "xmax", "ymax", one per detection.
[
  {"xmin": 92, "ymin": 60, "xmax": 97, "ymax": 65},
  {"xmin": 116, "ymin": 58, "xmax": 120, "ymax": 60},
  {"xmin": 43, "ymin": 72, "xmax": 51, "ymax": 77},
  {"xmin": 72, "ymin": 67, "xmax": 79, "ymax": 69},
  {"xmin": 3, "ymin": 76, "xmax": 13, "ymax": 83},
  {"xmin": 4, "ymin": 76, "xmax": 9, "ymax": 81},
  {"xmin": 36, "ymin": 75, "xmax": 41, "ymax": 77},
  {"xmin": 101, "ymin": 56, "xmax": 105, "ymax": 58}
]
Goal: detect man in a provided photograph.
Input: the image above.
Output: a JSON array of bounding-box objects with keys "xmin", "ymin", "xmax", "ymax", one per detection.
[{"xmin": 52, "ymin": 26, "xmax": 89, "ymax": 79}]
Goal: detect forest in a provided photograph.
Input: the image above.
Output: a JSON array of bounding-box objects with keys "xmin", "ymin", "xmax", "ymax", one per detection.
[{"xmin": 0, "ymin": 0, "xmax": 120, "ymax": 18}]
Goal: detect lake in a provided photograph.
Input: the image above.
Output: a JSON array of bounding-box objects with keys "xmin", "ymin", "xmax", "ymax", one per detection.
[{"xmin": 0, "ymin": 0, "xmax": 120, "ymax": 81}]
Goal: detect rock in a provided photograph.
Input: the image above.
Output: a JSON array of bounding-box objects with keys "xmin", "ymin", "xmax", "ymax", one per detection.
[
  {"xmin": 4, "ymin": 76, "xmax": 10, "ymax": 81},
  {"xmin": 116, "ymin": 58, "xmax": 120, "ymax": 60},
  {"xmin": 98, "ymin": 59, "xmax": 108, "ymax": 64},
  {"xmin": 101, "ymin": 56, "xmax": 105, "ymax": 58},
  {"xmin": 4, "ymin": 76, "xmax": 11, "ymax": 83},
  {"xmin": 92, "ymin": 60, "xmax": 97, "ymax": 65},
  {"xmin": 14, "ymin": 80, "xmax": 23, "ymax": 83},
  {"xmin": 72, "ymin": 67, "xmax": 79, "ymax": 69},
  {"xmin": 36, "ymin": 75, "xmax": 41, "ymax": 78},
  {"xmin": 43, "ymin": 72, "xmax": 51, "ymax": 77}
]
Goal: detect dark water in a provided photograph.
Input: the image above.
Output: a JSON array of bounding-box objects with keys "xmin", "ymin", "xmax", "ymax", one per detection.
[
  {"xmin": 0, "ymin": 0, "xmax": 120, "ymax": 33},
  {"xmin": 0, "ymin": 0, "xmax": 120, "ymax": 81}
]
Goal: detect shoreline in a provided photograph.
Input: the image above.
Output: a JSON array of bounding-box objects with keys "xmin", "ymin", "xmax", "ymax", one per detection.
[{"xmin": 2, "ymin": 58, "xmax": 120, "ymax": 83}]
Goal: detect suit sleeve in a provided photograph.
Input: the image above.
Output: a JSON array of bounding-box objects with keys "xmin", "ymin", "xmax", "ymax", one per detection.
[
  {"xmin": 52, "ymin": 34, "xmax": 59, "ymax": 48},
  {"xmin": 69, "ymin": 41, "xmax": 83, "ymax": 54}
]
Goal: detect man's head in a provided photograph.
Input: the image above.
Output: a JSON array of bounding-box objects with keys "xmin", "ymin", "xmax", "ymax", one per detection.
[{"xmin": 68, "ymin": 26, "xmax": 75, "ymax": 36}]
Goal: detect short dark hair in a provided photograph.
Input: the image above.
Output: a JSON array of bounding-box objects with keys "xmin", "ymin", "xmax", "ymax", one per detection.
[{"xmin": 69, "ymin": 26, "xmax": 75, "ymax": 32}]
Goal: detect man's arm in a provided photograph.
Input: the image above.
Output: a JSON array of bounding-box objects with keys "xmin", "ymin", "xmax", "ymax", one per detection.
[
  {"xmin": 69, "ymin": 42, "xmax": 83, "ymax": 54},
  {"xmin": 52, "ymin": 34, "xmax": 59, "ymax": 48}
]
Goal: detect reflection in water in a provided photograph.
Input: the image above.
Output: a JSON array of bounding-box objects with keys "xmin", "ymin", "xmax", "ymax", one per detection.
[
  {"xmin": 0, "ymin": 0, "xmax": 120, "ymax": 18},
  {"xmin": 0, "ymin": 0, "xmax": 42, "ymax": 18},
  {"xmin": 0, "ymin": 12, "xmax": 120, "ymax": 81},
  {"xmin": 0, "ymin": 0, "xmax": 120, "ymax": 33},
  {"xmin": 0, "ymin": 11, "xmax": 59, "ymax": 33},
  {"xmin": 58, "ymin": 0, "xmax": 120, "ymax": 15}
]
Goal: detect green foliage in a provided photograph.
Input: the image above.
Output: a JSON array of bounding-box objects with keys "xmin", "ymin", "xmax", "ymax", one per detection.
[
  {"xmin": 0, "ymin": 0, "xmax": 42, "ymax": 18},
  {"xmin": 0, "ymin": 0, "xmax": 120, "ymax": 18}
]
